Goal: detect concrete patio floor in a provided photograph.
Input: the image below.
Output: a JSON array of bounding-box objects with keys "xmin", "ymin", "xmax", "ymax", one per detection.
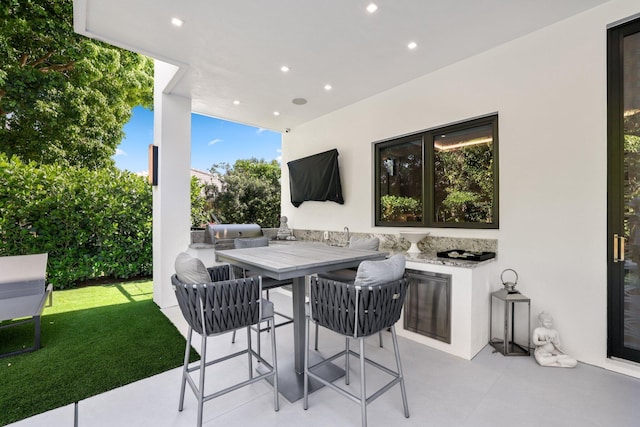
[{"xmin": 8, "ymin": 289, "xmax": 640, "ymax": 427}]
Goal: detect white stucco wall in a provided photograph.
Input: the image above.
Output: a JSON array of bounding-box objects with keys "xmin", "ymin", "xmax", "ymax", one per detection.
[{"xmin": 281, "ymin": 0, "xmax": 640, "ymax": 377}]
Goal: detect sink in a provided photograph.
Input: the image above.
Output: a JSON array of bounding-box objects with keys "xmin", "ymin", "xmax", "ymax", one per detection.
[{"xmin": 400, "ymin": 231, "xmax": 429, "ymax": 254}]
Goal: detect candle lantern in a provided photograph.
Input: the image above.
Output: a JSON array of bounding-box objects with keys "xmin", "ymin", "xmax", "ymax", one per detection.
[{"xmin": 489, "ymin": 269, "xmax": 531, "ymax": 356}]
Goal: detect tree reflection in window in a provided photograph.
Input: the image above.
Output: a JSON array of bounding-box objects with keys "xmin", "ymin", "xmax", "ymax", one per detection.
[
  {"xmin": 379, "ymin": 138, "xmax": 422, "ymax": 222},
  {"xmin": 433, "ymin": 124, "xmax": 494, "ymax": 224},
  {"xmin": 374, "ymin": 114, "xmax": 498, "ymax": 228}
]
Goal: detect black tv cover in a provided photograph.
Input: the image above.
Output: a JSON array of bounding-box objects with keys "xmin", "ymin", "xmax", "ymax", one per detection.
[{"xmin": 288, "ymin": 149, "xmax": 344, "ymax": 207}]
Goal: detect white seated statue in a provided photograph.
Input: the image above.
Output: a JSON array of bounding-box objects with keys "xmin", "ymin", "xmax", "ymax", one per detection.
[
  {"xmin": 532, "ymin": 311, "xmax": 577, "ymax": 368},
  {"xmin": 276, "ymin": 215, "xmax": 296, "ymax": 240}
]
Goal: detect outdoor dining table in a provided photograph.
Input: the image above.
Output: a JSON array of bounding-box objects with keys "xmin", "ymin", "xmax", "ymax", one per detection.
[{"xmin": 215, "ymin": 242, "xmax": 387, "ymax": 402}]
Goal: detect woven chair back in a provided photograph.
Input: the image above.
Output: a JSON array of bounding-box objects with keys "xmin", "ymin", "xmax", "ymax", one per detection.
[
  {"xmin": 208, "ymin": 264, "xmax": 231, "ymax": 282},
  {"xmin": 309, "ymin": 277, "xmax": 409, "ymax": 338},
  {"xmin": 172, "ymin": 275, "xmax": 262, "ymax": 336}
]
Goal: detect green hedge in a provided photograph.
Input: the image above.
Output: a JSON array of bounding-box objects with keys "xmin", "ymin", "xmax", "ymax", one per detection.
[{"xmin": 0, "ymin": 154, "xmax": 152, "ymax": 288}]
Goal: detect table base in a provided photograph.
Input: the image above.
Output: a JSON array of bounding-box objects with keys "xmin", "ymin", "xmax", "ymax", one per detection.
[{"xmin": 257, "ymin": 353, "xmax": 344, "ymax": 403}]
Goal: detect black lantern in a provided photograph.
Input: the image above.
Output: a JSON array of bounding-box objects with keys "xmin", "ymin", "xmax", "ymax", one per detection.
[{"xmin": 490, "ymin": 269, "xmax": 530, "ymax": 356}]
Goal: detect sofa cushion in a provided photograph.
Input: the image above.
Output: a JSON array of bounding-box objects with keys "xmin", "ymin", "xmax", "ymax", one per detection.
[
  {"xmin": 354, "ymin": 254, "xmax": 406, "ymax": 286},
  {"xmin": 349, "ymin": 236, "xmax": 380, "ymax": 251},
  {"xmin": 175, "ymin": 252, "xmax": 211, "ymax": 284}
]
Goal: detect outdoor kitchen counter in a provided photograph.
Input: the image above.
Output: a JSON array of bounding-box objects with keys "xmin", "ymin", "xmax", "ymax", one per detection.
[
  {"xmin": 400, "ymin": 252, "xmax": 498, "ymax": 360},
  {"xmin": 265, "ymin": 241, "xmax": 498, "ymax": 360},
  {"xmin": 269, "ymin": 240, "xmax": 496, "ymax": 269},
  {"xmin": 192, "ymin": 238, "xmax": 497, "ymax": 269}
]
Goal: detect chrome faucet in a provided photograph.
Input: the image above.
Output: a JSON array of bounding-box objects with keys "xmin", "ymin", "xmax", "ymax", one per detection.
[{"xmin": 344, "ymin": 226, "xmax": 350, "ymax": 243}]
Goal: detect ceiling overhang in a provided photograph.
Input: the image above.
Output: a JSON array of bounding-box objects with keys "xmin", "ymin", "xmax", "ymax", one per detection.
[{"xmin": 74, "ymin": 0, "xmax": 609, "ymax": 132}]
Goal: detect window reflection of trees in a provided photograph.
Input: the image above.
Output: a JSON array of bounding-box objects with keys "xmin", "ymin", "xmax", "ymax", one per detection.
[
  {"xmin": 434, "ymin": 138, "xmax": 494, "ymax": 224},
  {"xmin": 379, "ymin": 140, "xmax": 422, "ymax": 222},
  {"xmin": 375, "ymin": 115, "xmax": 497, "ymax": 228}
]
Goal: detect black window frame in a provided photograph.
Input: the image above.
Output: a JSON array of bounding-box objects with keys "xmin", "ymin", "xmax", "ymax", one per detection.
[{"xmin": 374, "ymin": 114, "xmax": 499, "ymax": 229}]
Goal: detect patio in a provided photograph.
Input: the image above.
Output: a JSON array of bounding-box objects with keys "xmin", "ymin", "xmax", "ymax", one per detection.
[
  {"xmin": 8, "ymin": 289, "xmax": 640, "ymax": 427},
  {"xmin": 65, "ymin": 4, "xmax": 640, "ymax": 420}
]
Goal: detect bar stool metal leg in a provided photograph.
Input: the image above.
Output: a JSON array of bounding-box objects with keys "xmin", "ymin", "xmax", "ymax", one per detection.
[
  {"xmin": 314, "ymin": 323, "xmax": 319, "ymax": 351},
  {"xmin": 247, "ymin": 326, "xmax": 253, "ymax": 379},
  {"xmin": 391, "ymin": 326, "xmax": 410, "ymax": 418},
  {"xmin": 270, "ymin": 316, "xmax": 279, "ymax": 411},
  {"xmin": 197, "ymin": 331, "xmax": 207, "ymax": 427},
  {"xmin": 178, "ymin": 327, "xmax": 192, "ymax": 412},
  {"xmin": 303, "ymin": 315, "xmax": 310, "ymax": 410},
  {"xmin": 359, "ymin": 337, "xmax": 367, "ymax": 427},
  {"xmin": 345, "ymin": 337, "xmax": 351, "ymax": 385}
]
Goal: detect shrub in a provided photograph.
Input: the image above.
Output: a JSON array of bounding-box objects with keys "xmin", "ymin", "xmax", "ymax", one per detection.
[
  {"xmin": 380, "ymin": 195, "xmax": 421, "ymax": 222},
  {"xmin": 0, "ymin": 154, "xmax": 152, "ymax": 288}
]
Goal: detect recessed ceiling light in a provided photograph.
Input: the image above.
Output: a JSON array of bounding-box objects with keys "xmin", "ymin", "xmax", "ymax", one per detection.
[
  {"xmin": 408, "ymin": 41, "xmax": 418, "ymax": 50},
  {"xmin": 171, "ymin": 17, "xmax": 184, "ymax": 27},
  {"xmin": 233, "ymin": 100, "xmax": 240, "ymax": 105},
  {"xmin": 324, "ymin": 84, "xmax": 332, "ymax": 91},
  {"xmin": 273, "ymin": 111, "xmax": 280, "ymax": 116},
  {"xmin": 366, "ymin": 3, "xmax": 378, "ymax": 13},
  {"xmin": 280, "ymin": 65, "xmax": 290, "ymax": 72}
]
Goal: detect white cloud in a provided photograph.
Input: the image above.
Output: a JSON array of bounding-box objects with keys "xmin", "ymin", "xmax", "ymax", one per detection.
[
  {"xmin": 208, "ymin": 138, "xmax": 222, "ymax": 146},
  {"xmin": 115, "ymin": 148, "xmax": 127, "ymax": 156},
  {"xmin": 256, "ymin": 128, "xmax": 266, "ymax": 135},
  {"xmin": 276, "ymin": 148, "xmax": 282, "ymax": 163}
]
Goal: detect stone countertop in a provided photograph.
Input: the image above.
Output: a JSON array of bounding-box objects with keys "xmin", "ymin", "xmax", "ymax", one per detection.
[
  {"xmin": 253, "ymin": 240, "xmax": 497, "ymax": 269},
  {"xmin": 397, "ymin": 250, "xmax": 496, "ymax": 269},
  {"xmin": 190, "ymin": 239, "xmax": 496, "ymax": 269}
]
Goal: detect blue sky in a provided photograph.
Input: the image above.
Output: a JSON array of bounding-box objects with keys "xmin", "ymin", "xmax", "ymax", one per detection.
[{"xmin": 114, "ymin": 106, "xmax": 282, "ymax": 173}]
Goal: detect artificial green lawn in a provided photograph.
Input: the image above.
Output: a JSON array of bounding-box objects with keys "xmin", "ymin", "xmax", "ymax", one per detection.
[{"xmin": 0, "ymin": 280, "xmax": 197, "ymax": 426}]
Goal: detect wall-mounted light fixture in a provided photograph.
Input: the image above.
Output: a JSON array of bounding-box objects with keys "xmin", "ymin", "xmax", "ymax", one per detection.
[{"xmin": 148, "ymin": 144, "xmax": 158, "ymax": 186}]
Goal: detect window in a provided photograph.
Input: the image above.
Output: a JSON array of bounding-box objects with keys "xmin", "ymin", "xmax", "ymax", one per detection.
[{"xmin": 375, "ymin": 114, "xmax": 498, "ymax": 228}]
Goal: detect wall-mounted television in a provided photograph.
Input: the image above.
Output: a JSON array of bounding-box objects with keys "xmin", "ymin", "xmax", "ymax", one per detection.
[{"xmin": 287, "ymin": 148, "xmax": 344, "ymax": 207}]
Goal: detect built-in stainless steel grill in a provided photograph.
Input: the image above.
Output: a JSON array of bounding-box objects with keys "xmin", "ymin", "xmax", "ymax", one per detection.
[{"xmin": 204, "ymin": 223, "xmax": 264, "ymax": 250}]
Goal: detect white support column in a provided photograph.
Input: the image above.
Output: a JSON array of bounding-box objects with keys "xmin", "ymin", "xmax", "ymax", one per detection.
[{"xmin": 152, "ymin": 60, "xmax": 191, "ymax": 308}]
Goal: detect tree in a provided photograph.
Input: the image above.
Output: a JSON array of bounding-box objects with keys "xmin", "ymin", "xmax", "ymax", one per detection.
[
  {"xmin": 209, "ymin": 159, "xmax": 281, "ymax": 228},
  {"xmin": 190, "ymin": 176, "xmax": 209, "ymax": 228},
  {"xmin": 434, "ymin": 144, "xmax": 494, "ymax": 223},
  {"xmin": 0, "ymin": 0, "xmax": 153, "ymax": 169}
]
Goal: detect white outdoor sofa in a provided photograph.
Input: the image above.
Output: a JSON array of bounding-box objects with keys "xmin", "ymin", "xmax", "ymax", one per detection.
[{"xmin": 0, "ymin": 253, "xmax": 53, "ymax": 358}]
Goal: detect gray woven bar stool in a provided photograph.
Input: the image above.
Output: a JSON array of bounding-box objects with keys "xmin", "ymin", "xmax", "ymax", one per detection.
[
  {"xmin": 172, "ymin": 263, "xmax": 279, "ymax": 427},
  {"xmin": 303, "ymin": 255, "xmax": 410, "ymax": 427},
  {"xmin": 316, "ymin": 237, "xmax": 383, "ymax": 350}
]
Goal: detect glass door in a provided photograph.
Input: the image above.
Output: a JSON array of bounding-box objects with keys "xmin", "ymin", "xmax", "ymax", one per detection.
[{"xmin": 608, "ymin": 16, "xmax": 640, "ymax": 363}]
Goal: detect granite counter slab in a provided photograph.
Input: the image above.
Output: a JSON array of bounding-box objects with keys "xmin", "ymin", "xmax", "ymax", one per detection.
[
  {"xmin": 190, "ymin": 240, "xmax": 496, "ymax": 269},
  {"xmin": 396, "ymin": 251, "xmax": 496, "ymax": 269}
]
